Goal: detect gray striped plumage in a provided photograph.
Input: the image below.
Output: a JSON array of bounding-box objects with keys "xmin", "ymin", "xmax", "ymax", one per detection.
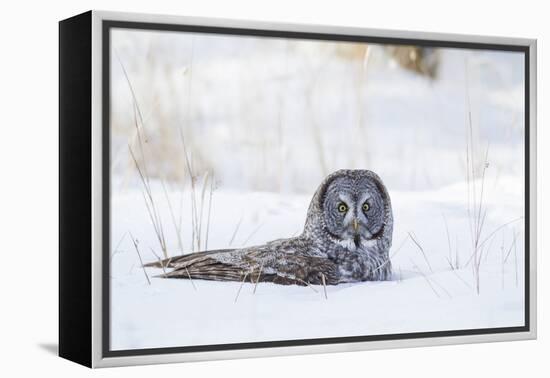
[{"xmin": 144, "ymin": 169, "xmax": 393, "ymax": 285}]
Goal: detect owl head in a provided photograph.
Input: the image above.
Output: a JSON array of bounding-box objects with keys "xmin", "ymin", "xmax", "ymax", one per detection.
[{"xmin": 304, "ymin": 169, "xmax": 393, "ymax": 250}]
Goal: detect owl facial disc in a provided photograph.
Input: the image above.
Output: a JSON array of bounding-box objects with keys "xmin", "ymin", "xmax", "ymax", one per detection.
[{"xmin": 311, "ymin": 169, "xmax": 391, "ymax": 251}]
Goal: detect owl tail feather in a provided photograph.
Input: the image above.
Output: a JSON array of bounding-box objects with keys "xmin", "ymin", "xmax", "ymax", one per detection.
[
  {"xmin": 142, "ymin": 248, "xmax": 236, "ymax": 269},
  {"xmin": 143, "ymin": 248, "xmax": 257, "ymax": 283}
]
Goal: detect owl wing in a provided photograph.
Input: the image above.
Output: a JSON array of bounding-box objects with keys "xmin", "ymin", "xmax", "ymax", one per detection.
[
  {"xmin": 142, "ymin": 239, "xmax": 339, "ymax": 285},
  {"xmin": 142, "ymin": 248, "xmax": 252, "ymax": 282}
]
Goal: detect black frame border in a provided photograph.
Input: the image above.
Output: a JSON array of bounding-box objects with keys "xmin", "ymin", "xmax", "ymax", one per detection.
[
  {"xmin": 59, "ymin": 11, "xmax": 93, "ymax": 367},
  {"xmin": 101, "ymin": 20, "xmax": 531, "ymax": 358}
]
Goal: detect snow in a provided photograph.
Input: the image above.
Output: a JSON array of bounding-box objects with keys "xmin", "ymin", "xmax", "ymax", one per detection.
[{"xmin": 110, "ymin": 179, "xmax": 525, "ymax": 350}]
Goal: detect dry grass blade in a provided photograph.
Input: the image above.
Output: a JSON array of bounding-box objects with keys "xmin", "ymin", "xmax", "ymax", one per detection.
[
  {"xmin": 463, "ymin": 218, "xmax": 522, "ymax": 268},
  {"xmin": 229, "ymin": 215, "xmax": 244, "ymax": 246},
  {"xmin": 442, "ymin": 213, "xmax": 455, "ymax": 269},
  {"xmin": 503, "ymin": 231, "xmax": 518, "ymax": 264},
  {"xmin": 158, "ymin": 179, "xmax": 197, "ymax": 292},
  {"xmin": 321, "ymin": 273, "xmax": 328, "ymax": 300},
  {"xmin": 139, "ymin": 189, "xmax": 166, "ymax": 254},
  {"xmin": 432, "ymin": 277, "xmax": 453, "ymax": 299},
  {"xmin": 478, "ymin": 217, "xmax": 523, "ymax": 250},
  {"xmin": 242, "ymin": 223, "xmax": 264, "ymax": 246},
  {"xmin": 455, "ymin": 236, "xmax": 460, "ymax": 269},
  {"xmin": 253, "ymin": 263, "xmax": 264, "ymax": 294},
  {"xmin": 115, "ymin": 51, "xmax": 145, "ymax": 125},
  {"xmin": 513, "ymin": 233, "xmax": 519, "ymax": 287},
  {"xmin": 185, "ymin": 267, "xmax": 197, "ymax": 291},
  {"xmin": 197, "ymin": 172, "xmax": 210, "ymax": 250},
  {"xmin": 398, "ymin": 266, "xmax": 402, "ymax": 283},
  {"xmin": 412, "ymin": 260, "xmax": 451, "ymax": 299},
  {"xmin": 205, "ymin": 176, "xmax": 214, "ymax": 250},
  {"xmin": 464, "ymin": 62, "xmax": 485, "ymax": 294},
  {"xmin": 129, "ymin": 146, "xmax": 168, "ymax": 259},
  {"xmin": 149, "ymin": 247, "xmax": 167, "ymax": 274},
  {"xmin": 474, "ymin": 147, "xmax": 490, "ymax": 244},
  {"xmin": 372, "ymin": 234, "xmax": 409, "ymax": 274},
  {"xmin": 483, "ymin": 229, "xmax": 497, "ymax": 264},
  {"xmin": 110, "ymin": 231, "xmax": 129, "ymax": 263},
  {"xmin": 160, "ymin": 179, "xmax": 184, "ymax": 255},
  {"xmin": 295, "ymin": 278, "xmax": 319, "ymax": 293},
  {"xmin": 305, "ymin": 77, "xmax": 329, "ymax": 176},
  {"xmin": 113, "ymin": 230, "xmax": 128, "ymax": 252},
  {"xmin": 234, "ymin": 272, "xmax": 249, "ymax": 303},
  {"xmin": 466, "ymin": 145, "xmax": 474, "ymax": 248},
  {"xmin": 450, "ymin": 268, "xmax": 472, "ymax": 289},
  {"xmin": 443, "ymin": 255, "xmax": 472, "ymax": 289},
  {"xmin": 501, "ymin": 237, "xmax": 506, "ymax": 290},
  {"xmin": 179, "ymin": 133, "xmax": 200, "ymax": 251},
  {"xmin": 129, "ymin": 232, "xmax": 151, "ymax": 285},
  {"xmin": 411, "ymin": 259, "xmax": 439, "ymax": 298},
  {"xmin": 408, "ymin": 232, "xmax": 433, "ymax": 273}
]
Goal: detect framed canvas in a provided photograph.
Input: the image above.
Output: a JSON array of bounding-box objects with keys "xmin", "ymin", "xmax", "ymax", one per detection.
[{"xmin": 59, "ymin": 10, "xmax": 537, "ymax": 368}]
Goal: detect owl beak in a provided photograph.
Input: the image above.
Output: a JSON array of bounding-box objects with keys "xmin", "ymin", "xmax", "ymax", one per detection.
[{"xmin": 352, "ymin": 218, "xmax": 359, "ymax": 232}]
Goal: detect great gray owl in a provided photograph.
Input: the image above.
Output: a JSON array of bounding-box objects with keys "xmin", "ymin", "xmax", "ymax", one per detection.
[{"xmin": 144, "ymin": 169, "xmax": 393, "ymax": 285}]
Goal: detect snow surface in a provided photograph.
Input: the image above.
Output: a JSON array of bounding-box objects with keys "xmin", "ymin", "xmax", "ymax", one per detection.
[{"xmin": 110, "ymin": 178, "xmax": 525, "ymax": 350}]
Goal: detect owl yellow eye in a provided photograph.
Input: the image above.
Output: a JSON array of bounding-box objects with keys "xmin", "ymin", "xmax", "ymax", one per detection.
[
  {"xmin": 338, "ymin": 203, "xmax": 348, "ymax": 213},
  {"xmin": 362, "ymin": 202, "xmax": 370, "ymax": 212}
]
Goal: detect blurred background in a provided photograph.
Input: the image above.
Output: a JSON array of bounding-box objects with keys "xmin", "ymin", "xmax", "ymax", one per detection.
[{"xmin": 110, "ymin": 28, "xmax": 525, "ymax": 194}]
